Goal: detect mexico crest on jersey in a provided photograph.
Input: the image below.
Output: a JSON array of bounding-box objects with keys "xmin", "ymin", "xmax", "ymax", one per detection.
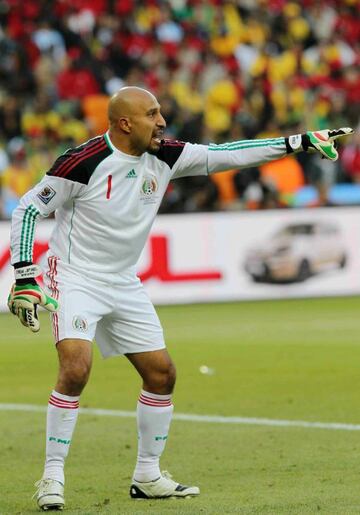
[{"xmin": 141, "ymin": 175, "xmax": 159, "ymax": 204}]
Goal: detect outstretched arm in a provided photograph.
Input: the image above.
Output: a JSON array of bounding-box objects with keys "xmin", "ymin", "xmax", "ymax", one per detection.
[
  {"xmin": 207, "ymin": 136, "xmax": 286, "ymax": 174},
  {"xmin": 170, "ymin": 128, "xmax": 354, "ymax": 179}
]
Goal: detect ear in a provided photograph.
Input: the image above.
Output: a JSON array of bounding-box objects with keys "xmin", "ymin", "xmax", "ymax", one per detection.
[{"xmin": 118, "ymin": 116, "xmax": 131, "ymax": 134}]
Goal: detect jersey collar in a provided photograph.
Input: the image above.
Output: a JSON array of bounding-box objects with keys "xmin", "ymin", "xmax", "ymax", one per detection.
[{"xmin": 104, "ymin": 131, "xmax": 142, "ymax": 162}]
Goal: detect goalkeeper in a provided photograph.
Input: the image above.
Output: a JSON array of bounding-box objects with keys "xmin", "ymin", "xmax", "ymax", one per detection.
[{"xmin": 7, "ymin": 86, "xmax": 353, "ymax": 511}]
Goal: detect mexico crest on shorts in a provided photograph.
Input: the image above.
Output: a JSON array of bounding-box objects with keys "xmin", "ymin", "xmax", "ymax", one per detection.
[
  {"xmin": 140, "ymin": 175, "xmax": 159, "ymax": 204},
  {"xmin": 72, "ymin": 316, "xmax": 88, "ymax": 332}
]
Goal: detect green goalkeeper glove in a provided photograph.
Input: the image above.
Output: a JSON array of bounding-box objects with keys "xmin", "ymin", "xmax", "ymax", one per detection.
[
  {"xmin": 287, "ymin": 128, "xmax": 354, "ymax": 161},
  {"xmin": 305, "ymin": 128, "xmax": 354, "ymax": 161},
  {"xmin": 8, "ymin": 264, "xmax": 59, "ymax": 333}
]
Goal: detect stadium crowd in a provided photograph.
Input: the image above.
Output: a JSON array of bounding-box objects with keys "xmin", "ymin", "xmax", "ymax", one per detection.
[{"xmin": 0, "ymin": 0, "xmax": 359, "ymax": 218}]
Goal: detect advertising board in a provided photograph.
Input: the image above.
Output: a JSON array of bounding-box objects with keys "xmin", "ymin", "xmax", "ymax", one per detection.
[{"xmin": 1, "ymin": 207, "xmax": 360, "ymax": 310}]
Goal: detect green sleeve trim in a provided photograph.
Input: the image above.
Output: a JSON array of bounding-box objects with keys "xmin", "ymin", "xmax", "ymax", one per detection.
[
  {"xmin": 19, "ymin": 205, "xmax": 40, "ymax": 262},
  {"xmin": 208, "ymin": 137, "xmax": 285, "ymax": 151}
]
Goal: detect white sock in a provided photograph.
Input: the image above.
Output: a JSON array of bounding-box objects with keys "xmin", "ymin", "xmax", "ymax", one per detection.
[
  {"xmin": 133, "ymin": 389, "xmax": 173, "ymax": 482},
  {"xmin": 43, "ymin": 390, "xmax": 80, "ymax": 485}
]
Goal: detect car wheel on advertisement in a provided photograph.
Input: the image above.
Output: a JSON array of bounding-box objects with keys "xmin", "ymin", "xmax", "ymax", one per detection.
[
  {"xmin": 339, "ymin": 254, "xmax": 347, "ymax": 269},
  {"xmin": 250, "ymin": 264, "xmax": 271, "ymax": 283},
  {"xmin": 297, "ymin": 259, "xmax": 311, "ymax": 282}
]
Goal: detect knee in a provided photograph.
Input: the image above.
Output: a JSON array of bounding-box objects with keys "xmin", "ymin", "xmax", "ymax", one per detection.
[
  {"xmin": 164, "ymin": 362, "xmax": 176, "ymax": 392},
  {"xmin": 58, "ymin": 361, "xmax": 91, "ymax": 396},
  {"xmin": 146, "ymin": 362, "xmax": 176, "ymax": 395}
]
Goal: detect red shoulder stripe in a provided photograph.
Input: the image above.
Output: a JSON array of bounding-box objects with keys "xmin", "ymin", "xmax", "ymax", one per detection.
[
  {"xmin": 162, "ymin": 140, "xmax": 186, "ymax": 147},
  {"xmin": 54, "ymin": 141, "xmax": 107, "ymax": 178},
  {"xmin": 52, "ymin": 137, "xmax": 105, "ymax": 177}
]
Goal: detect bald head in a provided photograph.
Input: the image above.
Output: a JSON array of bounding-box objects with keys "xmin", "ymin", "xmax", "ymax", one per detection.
[
  {"xmin": 107, "ymin": 87, "xmax": 166, "ymax": 156},
  {"xmin": 108, "ymin": 87, "xmax": 158, "ymax": 125}
]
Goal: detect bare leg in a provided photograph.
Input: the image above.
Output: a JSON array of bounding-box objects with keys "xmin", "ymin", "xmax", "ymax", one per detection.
[
  {"xmin": 55, "ymin": 339, "xmax": 93, "ymax": 395},
  {"xmin": 43, "ymin": 339, "xmax": 92, "ymax": 485}
]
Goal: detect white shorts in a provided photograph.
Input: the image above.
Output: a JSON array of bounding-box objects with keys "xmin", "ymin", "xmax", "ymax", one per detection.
[{"xmin": 43, "ymin": 256, "xmax": 165, "ymax": 358}]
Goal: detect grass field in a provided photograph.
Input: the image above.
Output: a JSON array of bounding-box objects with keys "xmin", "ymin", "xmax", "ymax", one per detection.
[{"xmin": 1, "ymin": 297, "xmax": 360, "ymax": 514}]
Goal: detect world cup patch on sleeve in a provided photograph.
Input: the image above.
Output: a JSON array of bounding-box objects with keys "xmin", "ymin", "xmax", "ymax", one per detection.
[{"xmin": 37, "ymin": 185, "xmax": 56, "ymax": 204}]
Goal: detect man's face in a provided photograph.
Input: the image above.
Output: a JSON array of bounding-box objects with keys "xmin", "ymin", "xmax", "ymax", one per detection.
[{"xmin": 128, "ymin": 96, "xmax": 166, "ymax": 155}]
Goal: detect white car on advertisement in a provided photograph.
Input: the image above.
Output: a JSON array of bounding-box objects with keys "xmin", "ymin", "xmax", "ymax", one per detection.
[{"xmin": 244, "ymin": 222, "xmax": 347, "ymax": 283}]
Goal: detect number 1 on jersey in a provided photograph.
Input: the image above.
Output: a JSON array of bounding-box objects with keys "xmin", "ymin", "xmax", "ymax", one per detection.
[{"xmin": 106, "ymin": 175, "xmax": 112, "ymax": 199}]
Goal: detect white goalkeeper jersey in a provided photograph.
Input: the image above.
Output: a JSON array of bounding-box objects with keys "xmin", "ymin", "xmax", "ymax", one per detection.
[{"xmin": 10, "ymin": 132, "xmax": 287, "ymax": 282}]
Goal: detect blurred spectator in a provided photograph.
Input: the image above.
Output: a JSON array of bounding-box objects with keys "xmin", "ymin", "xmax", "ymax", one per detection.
[
  {"xmin": 156, "ymin": 6, "xmax": 184, "ymax": 44},
  {"xmin": 22, "ymin": 93, "xmax": 61, "ymax": 138},
  {"xmin": 57, "ymin": 51, "xmax": 101, "ymax": 100},
  {"xmin": 0, "ymin": 96, "xmax": 22, "ymax": 140},
  {"xmin": 300, "ymin": 153, "xmax": 340, "ymax": 207},
  {"xmin": 210, "ymin": 169, "xmax": 239, "ymax": 210},
  {"xmin": 260, "ymin": 155, "xmax": 305, "ymax": 206},
  {"xmin": 32, "ymin": 20, "xmax": 66, "ymax": 65},
  {"xmin": 0, "ymin": 137, "xmax": 37, "ymax": 218},
  {"xmin": 0, "ymin": 28, "xmax": 35, "ymax": 94},
  {"xmin": 233, "ymin": 168, "xmax": 284, "ymax": 210},
  {"xmin": 81, "ymin": 94, "xmax": 109, "ymax": 135}
]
